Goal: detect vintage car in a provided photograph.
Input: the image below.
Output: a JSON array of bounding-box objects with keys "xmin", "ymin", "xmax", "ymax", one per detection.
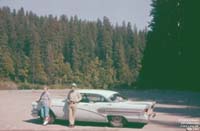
[{"xmin": 31, "ymin": 89, "xmax": 156, "ymax": 127}]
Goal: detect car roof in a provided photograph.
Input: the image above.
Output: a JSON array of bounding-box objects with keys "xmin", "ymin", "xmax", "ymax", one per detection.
[{"xmin": 78, "ymin": 89, "xmax": 118, "ymax": 98}]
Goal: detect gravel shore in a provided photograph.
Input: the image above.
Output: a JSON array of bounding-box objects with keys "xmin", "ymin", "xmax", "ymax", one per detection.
[{"xmin": 0, "ymin": 89, "xmax": 199, "ymax": 131}]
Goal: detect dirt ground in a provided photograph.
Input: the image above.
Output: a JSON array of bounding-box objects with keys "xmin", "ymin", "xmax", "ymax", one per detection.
[{"xmin": 0, "ymin": 89, "xmax": 200, "ymax": 131}]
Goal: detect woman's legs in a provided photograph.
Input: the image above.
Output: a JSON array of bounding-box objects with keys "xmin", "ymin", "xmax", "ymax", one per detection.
[
  {"xmin": 41, "ymin": 105, "xmax": 50, "ymax": 125},
  {"xmin": 44, "ymin": 105, "xmax": 50, "ymax": 118},
  {"xmin": 40, "ymin": 106, "xmax": 45, "ymax": 119}
]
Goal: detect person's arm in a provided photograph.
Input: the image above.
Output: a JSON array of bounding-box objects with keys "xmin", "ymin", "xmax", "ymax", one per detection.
[
  {"xmin": 48, "ymin": 92, "xmax": 51, "ymax": 107},
  {"xmin": 37, "ymin": 92, "xmax": 44, "ymax": 103},
  {"xmin": 77, "ymin": 92, "xmax": 82, "ymax": 102},
  {"xmin": 67, "ymin": 90, "xmax": 71, "ymax": 103}
]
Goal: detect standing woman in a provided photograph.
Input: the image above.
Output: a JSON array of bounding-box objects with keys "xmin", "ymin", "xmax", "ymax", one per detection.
[{"xmin": 37, "ymin": 85, "xmax": 51, "ymax": 126}]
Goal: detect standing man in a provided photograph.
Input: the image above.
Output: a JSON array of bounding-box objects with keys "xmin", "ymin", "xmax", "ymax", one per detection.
[{"xmin": 67, "ymin": 83, "xmax": 82, "ymax": 128}]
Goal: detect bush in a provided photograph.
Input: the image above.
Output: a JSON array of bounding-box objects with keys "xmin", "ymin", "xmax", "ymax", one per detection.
[
  {"xmin": 18, "ymin": 83, "xmax": 42, "ymax": 90},
  {"xmin": 49, "ymin": 84, "xmax": 67, "ymax": 89},
  {"xmin": 0, "ymin": 81, "xmax": 18, "ymax": 90}
]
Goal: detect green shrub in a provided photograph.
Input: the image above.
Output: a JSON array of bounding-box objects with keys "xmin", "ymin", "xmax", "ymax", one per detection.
[{"xmin": 18, "ymin": 83, "xmax": 42, "ymax": 90}]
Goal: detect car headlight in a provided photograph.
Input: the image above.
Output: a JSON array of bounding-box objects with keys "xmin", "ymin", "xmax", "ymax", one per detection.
[{"xmin": 32, "ymin": 104, "xmax": 37, "ymax": 109}]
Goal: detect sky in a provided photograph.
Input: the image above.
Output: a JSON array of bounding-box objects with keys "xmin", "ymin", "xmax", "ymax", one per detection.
[{"xmin": 0, "ymin": 0, "xmax": 152, "ymax": 30}]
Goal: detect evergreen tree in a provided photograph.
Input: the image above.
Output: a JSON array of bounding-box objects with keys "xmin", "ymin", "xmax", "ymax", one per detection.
[
  {"xmin": 139, "ymin": 0, "xmax": 200, "ymax": 90},
  {"xmin": 0, "ymin": 7, "xmax": 147, "ymax": 88}
]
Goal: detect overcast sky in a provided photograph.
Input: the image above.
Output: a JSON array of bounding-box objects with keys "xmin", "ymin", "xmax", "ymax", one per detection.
[{"xmin": 0, "ymin": 0, "xmax": 152, "ymax": 29}]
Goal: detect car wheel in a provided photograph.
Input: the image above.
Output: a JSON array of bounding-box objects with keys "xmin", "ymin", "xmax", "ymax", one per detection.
[
  {"xmin": 108, "ymin": 116, "xmax": 126, "ymax": 127},
  {"xmin": 39, "ymin": 112, "xmax": 44, "ymax": 123}
]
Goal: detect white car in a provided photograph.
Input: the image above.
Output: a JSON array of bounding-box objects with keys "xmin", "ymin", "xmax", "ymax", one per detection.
[{"xmin": 31, "ymin": 89, "xmax": 156, "ymax": 127}]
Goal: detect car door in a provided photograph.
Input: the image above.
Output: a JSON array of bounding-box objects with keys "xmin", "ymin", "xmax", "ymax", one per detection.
[
  {"xmin": 50, "ymin": 99, "xmax": 66, "ymax": 120},
  {"xmin": 76, "ymin": 93, "xmax": 108, "ymax": 122},
  {"xmin": 76, "ymin": 93, "xmax": 92, "ymax": 122}
]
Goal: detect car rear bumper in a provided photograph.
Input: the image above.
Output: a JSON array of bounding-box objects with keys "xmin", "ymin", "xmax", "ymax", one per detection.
[
  {"xmin": 125, "ymin": 114, "xmax": 148, "ymax": 124},
  {"xmin": 128, "ymin": 118, "xmax": 148, "ymax": 124}
]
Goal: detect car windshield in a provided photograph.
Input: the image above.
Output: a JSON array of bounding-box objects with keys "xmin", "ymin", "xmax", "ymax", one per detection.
[{"xmin": 109, "ymin": 93, "xmax": 128, "ymax": 102}]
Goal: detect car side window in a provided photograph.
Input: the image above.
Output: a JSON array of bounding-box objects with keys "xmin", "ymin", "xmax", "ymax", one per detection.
[
  {"xmin": 110, "ymin": 93, "xmax": 127, "ymax": 102},
  {"xmin": 80, "ymin": 93, "xmax": 90, "ymax": 103},
  {"xmin": 87, "ymin": 94, "xmax": 107, "ymax": 103}
]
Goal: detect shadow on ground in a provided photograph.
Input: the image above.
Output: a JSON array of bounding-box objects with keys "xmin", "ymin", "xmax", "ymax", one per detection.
[
  {"xmin": 24, "ymin": 118, "xmax": 146, "ymax": 129},
  {"xmin": 24, "ymin": 118, "xmax": 43, "ymax": 125}
]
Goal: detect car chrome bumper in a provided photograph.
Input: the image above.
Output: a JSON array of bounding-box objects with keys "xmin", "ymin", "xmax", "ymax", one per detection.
[
  {"xmin": 127, "ymin": 118, "xmax": 148, "ymax": 124},
  {"xmin": 31, "ymin": 109, "xmax": 39, "ymax": 117},
  {"xmin": 125, "ymin": 114, "xmax": 149, "ymax": 124}
]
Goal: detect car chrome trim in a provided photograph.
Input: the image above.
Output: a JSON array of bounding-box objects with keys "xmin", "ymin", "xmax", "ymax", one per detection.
[{"xmin": 77, "ymin": 108, "xmax": 106, "ymax": 118}]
